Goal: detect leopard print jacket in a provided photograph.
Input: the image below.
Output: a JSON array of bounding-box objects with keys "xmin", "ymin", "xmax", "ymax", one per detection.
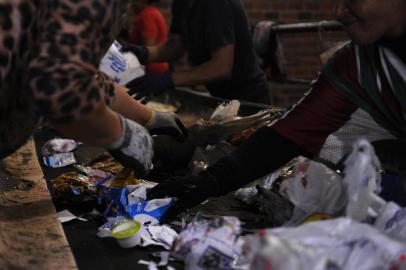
[{"xmin": 0, "ymin": 0, "xmax": 130, "ymax": 158}]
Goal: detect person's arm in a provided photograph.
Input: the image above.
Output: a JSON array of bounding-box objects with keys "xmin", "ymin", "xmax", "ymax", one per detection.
[
  {"xmin": 147, "ymin": 34, "xmax": 186, "ymax": 62},
  {"xmin": 110, "ymin": 84, "xmax": 153, "ymax": 126},
  {"xmin": 172, "ymin": 44, "xmax": 234, "ymax": 86},
  {"xmin": 145, "ymin": 0, "xmax": 188, "ymax": 62},
  {"xmin": 169, "ymin": 0, "xmax": 237, "ymax": 87},
  {"xmin": 27, "ymin": 1, "xmax": 154, "ymax": 146},
  {"xmin": 52, "ymin": 100, "xmax": 121, "ymax": 147},
  {"xmin": 149, "ymin": 54, "xmax": 361, "ymax": 217},
  {"xmin": 110, "ymin": 80, "xmax": 187, "ymax": 141}
]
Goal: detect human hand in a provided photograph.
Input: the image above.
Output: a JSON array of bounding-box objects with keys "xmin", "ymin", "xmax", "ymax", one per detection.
[
  {"xmin": 126, "ymin": 73, "xmax": 174, "ymax": 100},
  {"xmin": 147, "ymin": 171, "xmax": 220, "ymax": 222},
  {"xmin": 188, "ymin": 109, "xmax": 274, "ymax": 146},
  {"xmin": 146, "ymin": 111, "xmax": 188, "ymax": 142},
  {"xmin": 107, "ymin": 115, "xmax": 153, "ymax": 178},
  {"xmin": 120, "ymin": 44, "xmax": 149, "ymax": 64}
]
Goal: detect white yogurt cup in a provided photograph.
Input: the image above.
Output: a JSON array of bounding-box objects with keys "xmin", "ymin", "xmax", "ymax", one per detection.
[{"xmin": 112, "ymin": 220, "xmax": 142, "ymax": 248}]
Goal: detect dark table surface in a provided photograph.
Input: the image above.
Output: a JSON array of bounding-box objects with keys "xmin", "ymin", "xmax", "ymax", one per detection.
[
  {"xmin": 34, "ymin": 127, "xmax": 267, "ymax": 270},
  {"xmin": 34, "ymin": 128, "xmax": 183, "ymax": 270}
]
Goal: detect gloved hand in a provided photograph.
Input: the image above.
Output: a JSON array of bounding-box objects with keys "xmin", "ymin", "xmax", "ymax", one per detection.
[
  {"xmin": 147, "ymin": 171, "xmax": 220, "ymax": 222},
  {"xmin": 126, "ymin": 73, "xmax": 174, "ymax": 100},
  {"xmin": 146, "ymin": 110, "xmax": 188, "ymax": 142},
  {"xmin": 107, "ymin": 114, "xmax": 153, "ymax": 178},
  {"xmin": 120, "ymin": 44, "xmax": 149, "ymax": 64}
]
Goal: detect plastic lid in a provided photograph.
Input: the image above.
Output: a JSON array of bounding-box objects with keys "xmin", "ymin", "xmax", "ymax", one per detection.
[{"xmin": 112, "ymin": 220, "xmax": 142, "ymax": 239}]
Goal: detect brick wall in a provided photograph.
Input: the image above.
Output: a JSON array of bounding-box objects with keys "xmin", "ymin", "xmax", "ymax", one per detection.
[{"xmin": 156, "ymin": 0, "xmax": 349, "ymax": 107}]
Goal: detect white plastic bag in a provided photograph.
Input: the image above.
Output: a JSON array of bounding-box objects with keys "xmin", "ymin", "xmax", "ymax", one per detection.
[
  {"xmin": 99, "ymin": 40, "xmax": 145, "ymax": 85},
  {"xmin": 243, "ymin": 218, "xmax": 406, "ymax": 270},
  {"xmin": 374, "ymin": 202, "xmax": 406, "ymax": 244},
  {"xmin": 279, "ymin": 157, "xmax": 346, "ymax": 224},
  {"xmin": 343, "ymin": 139, "xmax": 384, "ymax": 221}
]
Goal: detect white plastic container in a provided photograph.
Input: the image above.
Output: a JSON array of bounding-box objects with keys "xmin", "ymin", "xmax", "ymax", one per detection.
[{"xmin": 112, "ymin": 220, "xmax": 142, "ymax": 248}]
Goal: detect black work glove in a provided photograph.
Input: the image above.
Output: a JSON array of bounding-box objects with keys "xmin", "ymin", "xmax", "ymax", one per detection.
[
  {"xmin": 120, "ymin": 44, "xmax": 149, "ymax": 64},
  {"xmin": 147, "ymin": 171, "xmax": 221, "ymax": 222},
  {"xmin": 146, "ymin": 110, "xmax": 188, "ymax": 142},
  {"xmin": 107, "ymin": 115, "xmax": 153, "ymax": 178},
  {"xmin": 126, "ymin": 73, "xmax": 174, "ymax": 100}
]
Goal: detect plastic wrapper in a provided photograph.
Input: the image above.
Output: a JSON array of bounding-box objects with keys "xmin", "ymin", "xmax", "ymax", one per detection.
[
  {"xmin": 144, "ymin": 225, "xmax": 178, "ymax": 250},
  {"xmin": 74, "ymin": 165, "xmax": 110, "ymax": 179},
  {"xmin": 110, "ymin": 168, "xmax": 142, "ymax": 188},
  {"xmin": 243, "ymin": 218, "xmax": 406, "ymax": 270},
  {"xmin": 90, "ymin": 154, "xmax": 124, "ymax": 175},
  {"xmin": 97, "ymin": 216, "xmax": 178, "ymax": 250},
  {"xmin": 234, "ymin": 170, "xmax": 281, "ymax": 205},
  {"xmin": 279, "ymin": 157, "xmax": 346, "ymax": 224},
  {"xmin": 42, "ymin": 138, "xmax": 80, "ymax": 156},
  {"xmin": 52, "ymin": 171, "xmax": 113, "ymax": 200},
  {"xmin": 234, "ymin": 159, "xmax": 296, "ymax": 206},
  {"xmin": 172, "ymin": 216, "xmax": 242, "ymax": 270},
  {"xmin": 210, "ymin": 100, "xmax": 240, "ymax": 122},
  {"xmin": 97, "ymin": 216, "xmax": 129, "ymax": 238},
  {"xmin": 99, "ymin": 40, "xmax": 145, "ymax": 85},
  {"xmin": 343, "ymin": 139, "xmax": 384, "ymax": 221},
  {"xmin": 102, "ymin": 184, "xmax": 174, "ymax": 225},
  {"xmin": 43, "ymin": 152, "xmax": 76, "ymax": 168}
]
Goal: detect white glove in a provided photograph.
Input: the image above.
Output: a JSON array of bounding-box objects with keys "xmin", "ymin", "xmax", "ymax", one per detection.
[{"xmin": 108, "ymin": 114, "xmax": 153, "ymax": 178}]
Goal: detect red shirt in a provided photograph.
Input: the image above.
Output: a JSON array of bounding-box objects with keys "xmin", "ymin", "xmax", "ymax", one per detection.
[{"xmin": 129, "ymin": 6, "xmax": 169, "ymax": 74}]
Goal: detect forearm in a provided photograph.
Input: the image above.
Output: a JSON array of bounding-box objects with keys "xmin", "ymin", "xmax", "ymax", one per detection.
[
  {"xmin": 172, "ymin": 61, "xmax": 232, "ymax": 86},
  {"xmin": 172, "ymin": 44, "xmax": 234, "ymax": 86},
  {"xmin": 208, "ymin": 127, "xmax": 308, "ymax": 194},
  {"xmin": 53, "ymin": 101, "xmax": 121, "ymax": 147},
  {"xmin": 110, "ymin": 84, "xmax": 153, "ymax": 126},
  {"xmin": 147, "ymin": 35, "xmax": 185, "ymax": 62}
]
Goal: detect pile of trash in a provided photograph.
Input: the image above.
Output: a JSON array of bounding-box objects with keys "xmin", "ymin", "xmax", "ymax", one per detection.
[
  {"xmin": 157, "ymin": 139, "xmax": 406, "ymax": 269},
  {"xmin": 47, "ymin": 99, "xmax": 406, "ymax": 269}
]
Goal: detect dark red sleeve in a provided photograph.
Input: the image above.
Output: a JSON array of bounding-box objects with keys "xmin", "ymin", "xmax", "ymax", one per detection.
[
  {"xmin": 271, "ymin": 45, "xmax": 360, "ymax": 155},
  {"xmin": 207, "ymin": 45, "xmax": 364, "ymax": 195}
]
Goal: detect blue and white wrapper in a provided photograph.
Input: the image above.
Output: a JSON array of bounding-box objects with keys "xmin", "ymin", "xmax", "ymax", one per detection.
[
  {"xmin": 103, "ymin": 184, "xmax": 174, "ymax": 225},
  {"xmin": 99, "ymin": 40, "xmax": 145, "ymax": 85}
]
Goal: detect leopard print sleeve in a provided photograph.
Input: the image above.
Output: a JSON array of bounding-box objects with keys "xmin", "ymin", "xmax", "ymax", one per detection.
[{"xmin": 28, "ymin": 0, "xmax": 130, "ymax": 123}]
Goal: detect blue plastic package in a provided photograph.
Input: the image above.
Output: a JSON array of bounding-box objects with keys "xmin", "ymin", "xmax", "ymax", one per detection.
[{"xmin": 101, "ymin": 185, "xmax": 174, "ymax": 225}]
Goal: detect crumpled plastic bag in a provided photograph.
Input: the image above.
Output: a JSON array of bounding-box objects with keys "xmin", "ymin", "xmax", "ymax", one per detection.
[
  {"xmin": 243, "ymin": 217, "xmax": 406, "ymax": 270},
  {"xmin": 99, "ymin": 40, "xmax": 145, "ymax": 85},
  {"xmin": 374, "ymin": 201, "xmax": 406, "ymax": 244},
  {"xmin": 172, "ymin": 216, "xmax": 242, "ymax": 270},
  {"xmin": 343, "ymin": 139, "xmax": 384, "ymax": 222},
  {"xmin": 279, "ymin": 157, "xmax": 346, "ymax": 224},
  {"xmin": 234, "ymin": 170, "xmax": 281, "ymax": 205}
]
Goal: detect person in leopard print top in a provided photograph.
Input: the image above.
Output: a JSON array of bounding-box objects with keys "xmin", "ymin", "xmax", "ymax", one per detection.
[{"xmin": 0, "ymin": 0, "xmax": 186, "ymax": 177}]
